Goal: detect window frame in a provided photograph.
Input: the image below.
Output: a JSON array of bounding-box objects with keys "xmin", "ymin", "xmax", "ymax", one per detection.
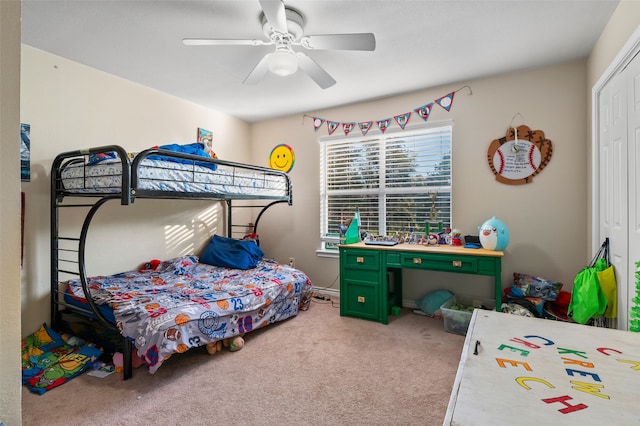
[{"xmin": 318, "ymin": 121, "xmax": 453, "ymax": 255}]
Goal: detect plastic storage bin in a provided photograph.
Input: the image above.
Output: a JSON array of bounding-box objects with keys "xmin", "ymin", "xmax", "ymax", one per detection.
[{"xmin": 440, "ymin": 294, "xmax": 495, "ymax": 336}]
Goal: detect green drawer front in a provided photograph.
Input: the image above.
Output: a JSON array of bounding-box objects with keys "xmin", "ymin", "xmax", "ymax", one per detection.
[
  {"xmin": 342, "ymin": 250, "xmax": 380, "ymax": 270},
  {"xmin": 344, "ymin": 280, "xmax": 380, "ymax": 320},
  {"xmin": 400, "ymin": 252, "xmax": 477, "ymax": 273},
  {"xmin": 386, "ymin": 252, "xmax": 401, "ymax": 265},
  {"xmin": 344, "ymin": 268, "xmax": 379, "ymax": 283}
]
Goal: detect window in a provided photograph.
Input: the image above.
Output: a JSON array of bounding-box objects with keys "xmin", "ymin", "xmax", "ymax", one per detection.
[{"xmin": 319, "ymin": 123, "xmax": 452, "ymax": 251}]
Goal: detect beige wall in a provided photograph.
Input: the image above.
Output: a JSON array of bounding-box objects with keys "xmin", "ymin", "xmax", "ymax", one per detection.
[
  {"xmin": 253, "ymin": 60, "xmax": 590, "ymax": 301},
  {"xmin": 1, "ymin": 2, "xmax": 22, "ymax": 424},
  {"xmin": 19, "ymin": 45, "xmax": 252, "ymax": 336},
  {"xmin": 587, "ymin": 1, "xmax": 640, "ymax": 89}
]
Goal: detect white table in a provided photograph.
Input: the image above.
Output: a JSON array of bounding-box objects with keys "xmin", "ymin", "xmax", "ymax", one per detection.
[{"xmin": 444, "ymin": 310, "xmax": 640, "ymax": 425}]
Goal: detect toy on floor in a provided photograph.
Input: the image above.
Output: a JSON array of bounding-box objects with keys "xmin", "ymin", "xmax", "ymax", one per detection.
[
  {"xmin": 205, "ymin": 335, "xmax": 245, "ymax": 355},
  {"xmin": 112, "ymin": 350, "xmax": 145, "ymax": 373}
]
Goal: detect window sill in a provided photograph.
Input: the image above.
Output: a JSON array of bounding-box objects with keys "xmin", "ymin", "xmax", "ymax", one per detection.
[{"xmin": 316, "ymin": 249, "xmax": 339, "ymax": 259}]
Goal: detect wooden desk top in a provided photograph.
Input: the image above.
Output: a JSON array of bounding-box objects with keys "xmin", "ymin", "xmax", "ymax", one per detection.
[{"xmin": 340, "ymin": 241, "xmax": 504, "ymax": 258}]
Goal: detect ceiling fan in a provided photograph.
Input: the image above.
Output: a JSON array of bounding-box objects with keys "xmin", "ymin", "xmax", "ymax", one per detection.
[{"xmin": 183, "ymin": 0, "xmax": 376, "ymax": 89}]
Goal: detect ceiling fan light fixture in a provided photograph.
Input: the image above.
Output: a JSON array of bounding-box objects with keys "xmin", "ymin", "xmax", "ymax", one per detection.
[{"xmin": 267, "ymin": 49, "xmax": 298, "ymax": 76}]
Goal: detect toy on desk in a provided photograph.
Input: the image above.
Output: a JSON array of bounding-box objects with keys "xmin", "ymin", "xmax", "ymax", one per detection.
[
  {"xmin": 464, "ymin": 235, "xmax": 482, "ymax": 249},
  {"xmin": 427, "ymin": 234, "xmax": 438, "ymax": 245},
  {"xmin": 341, "ymin": 208, "xmax": 361, "ymax": 244},
  {"xmin": 478, "ymin": 216, "xmax": 510, "ymax": 250},
  {"xmin": 438, "ymin": 228, "xmax": 452, "ymax": 245},
  {"xmin": 450, "ymin": 229, "xmax": 463, "ymax": 246},
  {"xmin": 364, "ymin": 235, "xmax": 403, "ymax": 246}
]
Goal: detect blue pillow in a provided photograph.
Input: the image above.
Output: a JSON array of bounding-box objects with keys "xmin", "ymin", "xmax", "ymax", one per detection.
[
  {"xmin": 416, "ymin": 290, "xmax": 454, "ymax": 316},
  {"xmin": 87, "ymin": 151, "xmax": 118, "ymax": 165},
  {"xmin": 151, "ymin": 143, "xmax": 217, "ymax": 170},
  {"xmin": 200, "ymin": 235, "xmax": 264, "ymax": 270}
]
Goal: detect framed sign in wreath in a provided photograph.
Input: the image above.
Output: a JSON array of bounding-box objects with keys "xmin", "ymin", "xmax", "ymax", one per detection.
[{"xmin": 487, "ymin": 124, "xmax": 553, "ymax": 185}]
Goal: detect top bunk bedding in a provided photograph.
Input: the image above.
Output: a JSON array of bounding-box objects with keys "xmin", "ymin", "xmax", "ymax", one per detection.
[{"xmin": 52, "ymin": 144, "xmax": 292, "ymax": 202}]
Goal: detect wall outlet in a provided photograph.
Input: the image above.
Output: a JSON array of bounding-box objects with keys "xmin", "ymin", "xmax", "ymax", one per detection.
[{"xmin": 288, "ymin": 257, "xmax": 295, "ymax": 268}]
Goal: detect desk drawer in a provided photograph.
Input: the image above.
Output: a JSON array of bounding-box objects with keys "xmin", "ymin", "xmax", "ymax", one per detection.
[
  {"xmin": 341, "ymin": 250, "xmax": 380, "ymax": 271},
  {"xmin": 342, "ymin": 280, "xmax": 380, "ymax": 321},
  {"xmin": 343, "ymin": 268, "xmax": 380, "ymax": 283},
  {"xmin": 400, "ymin": 252, "xmax": 477, "ymax": 273}
]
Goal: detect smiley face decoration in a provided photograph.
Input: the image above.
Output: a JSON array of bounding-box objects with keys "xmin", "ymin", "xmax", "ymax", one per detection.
[
  {"xmin": 487, "ymin": 125, "xmax": 553, "ymax": 185},
  {"xmin": 269, "ymin": 144, "xmax": 295, "ymax": 173}
]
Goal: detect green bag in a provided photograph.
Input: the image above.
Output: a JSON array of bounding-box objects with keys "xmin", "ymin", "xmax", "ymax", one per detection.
[
  {"xmin": 568, "ymin": 239, "xmax": 614, "ymax": 324},
  {"xmin": 568, "ymin": 266, "xmax": 608, "ymax": 324}
]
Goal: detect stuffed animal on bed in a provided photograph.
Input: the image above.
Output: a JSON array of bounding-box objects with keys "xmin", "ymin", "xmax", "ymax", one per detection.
[{"xmin": 205, "ymin": 335, "xmax": 245, "ymax": 355}]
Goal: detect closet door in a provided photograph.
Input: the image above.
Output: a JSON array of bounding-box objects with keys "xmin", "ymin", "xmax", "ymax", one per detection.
[
  {"xmin": 628, "ymin": 52, "xmax": 640, "ymax": 327},
  {"xmin": 599, "ymin": 68, "xmax": 628, "ymax": 330},
  {"xmin": 598, "ymin": 51, "xmax": 640, "ymax": 331}
]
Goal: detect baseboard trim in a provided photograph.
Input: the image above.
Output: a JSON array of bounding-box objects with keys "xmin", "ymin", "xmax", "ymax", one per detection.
[{"xmin": 313, "ymin": 288, "xmax": 418, "ymax": 310}]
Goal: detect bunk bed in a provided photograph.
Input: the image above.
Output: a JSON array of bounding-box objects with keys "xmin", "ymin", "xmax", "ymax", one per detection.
[{"xmin": 50, "ymin": 144, "xmax": 313, "ymax": 379}]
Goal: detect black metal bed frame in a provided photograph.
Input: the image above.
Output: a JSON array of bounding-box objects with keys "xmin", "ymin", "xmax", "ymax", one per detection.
[{"xmin": 50, "ymin": 145, "xmax": 292, "ymax": 379}]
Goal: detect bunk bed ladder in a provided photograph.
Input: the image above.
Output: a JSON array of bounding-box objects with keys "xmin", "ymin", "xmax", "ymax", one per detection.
[{"xmin": 51, "ymin": 195, "xmax": 133, "ymax": 380}]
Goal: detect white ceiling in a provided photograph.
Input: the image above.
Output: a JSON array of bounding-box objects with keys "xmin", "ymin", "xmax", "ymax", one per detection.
[{"xmin": 21, "ymin": 0, "xmax": 619, "ymax": 123}]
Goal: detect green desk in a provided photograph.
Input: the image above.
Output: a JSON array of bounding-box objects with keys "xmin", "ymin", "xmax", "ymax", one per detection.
[{"xmin": 339, "ymin": 241, "xmax": 504, "ymax": 324}]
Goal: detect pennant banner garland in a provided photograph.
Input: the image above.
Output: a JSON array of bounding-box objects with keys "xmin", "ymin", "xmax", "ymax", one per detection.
[
  {"xmin": 312, "ymin": 117, "xmax": 325, "ymax": 131},
  {"xmin": 414, "ymin": 103, "xmax": 433, "ymax": 121},
  {"xmin": 377, "ymin": 118, "xmax": 391, "ymax": 133},
  {"xmin": 342, "ymin": 122, "xmax": 355, "ymax": 135},
  {"xmin": 327, "ymin": 120, "xmax": 339, "ymax": 135},
  {"xmin": 394, "ymin": 112, "xmax": 411, "ymax": 129},
  {"xmin": 435, "ymin": 92, "xmax": 455, "ymax": 111},
  {"xmin": 307, "ymin": 86, "xmax": 471, "ymax": 135},
  {"xmin": 359, "ymin": 121, "xmax": 373, "ymax": 136}
]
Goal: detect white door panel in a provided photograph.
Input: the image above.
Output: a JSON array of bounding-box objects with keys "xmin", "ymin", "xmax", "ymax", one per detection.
[
  {"xmin": 595, "ymin": 29, "xmax": 640, "ymax": 332},
  {"xmin": 627, "ymin": 53, "xmax": 640, "ymax": 330},
  {"xmin": 599, "ymin": 61, "xmax": 628, "ymax": 330}
]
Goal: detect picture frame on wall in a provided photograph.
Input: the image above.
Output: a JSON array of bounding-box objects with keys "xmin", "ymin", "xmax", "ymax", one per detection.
[
  {"xmin": 197, "ymin": 127, "xmax": 215, "ymax": 158},
  {"xmin": 197, "ymin": 127, "xmax": 212, "ymax": 147},
  {"xmin": 21, "ymin": 123, "xmax": 31, "ymax": 182}
]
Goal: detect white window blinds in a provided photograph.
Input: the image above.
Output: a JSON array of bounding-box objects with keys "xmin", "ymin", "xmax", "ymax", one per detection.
[{"xmin": 320, "ymin": 123, "xmax": 452, "ymax": 247}]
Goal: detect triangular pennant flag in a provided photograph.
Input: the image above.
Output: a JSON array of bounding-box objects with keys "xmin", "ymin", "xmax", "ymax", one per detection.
[
  {"xmin": 414, "ymin": 103, "xmax": 433, "ymax": 122},
  {"xmin": 359, "ymin": 121, "xmax": 373, "ymax": 136},
  {"xmin": 342, "ymin": 122, "xmax": 355, "ymax": 135},
  {"xmin": 377, "ymin": 118, "xmax": 391, "ymax": 133},
  {"xmin": 327, "ymin": 121, "xmax": 339, "ymax": 135},
  {"xmin": 394, "ymin": 112, "xmax": 411, "ymax": 129},
  {"xmin": 312, "ymin": 117, "xmax": 325, "ymax": 131},
  {"xmin": 435, "ymin": 92, "xmax": 455, "ymax": 112}
]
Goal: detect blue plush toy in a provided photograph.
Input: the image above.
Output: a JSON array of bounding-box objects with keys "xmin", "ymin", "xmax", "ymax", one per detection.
[{"xmin": 478, "ymin": 216, "xmax": 509, "ymax": 251}]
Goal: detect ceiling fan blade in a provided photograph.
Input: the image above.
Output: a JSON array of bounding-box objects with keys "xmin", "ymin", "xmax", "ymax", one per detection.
[
  {"xmin": 259, "ymin": 0, "xmax": 288, "ymax": 34},
  {"xmin": 302, "ymin": 33, "xmax": 376, "ymax": 51},
  {"xmin": 297, "ymin": 53, "xmax": 336, "ymax": 89},
  {"xmin": 243, "ymin": 55, "xmax": 270, "ymax": 85},
  {"xmin": 183, "ymin": 38, "xmax": 267, "ymax": 46}
]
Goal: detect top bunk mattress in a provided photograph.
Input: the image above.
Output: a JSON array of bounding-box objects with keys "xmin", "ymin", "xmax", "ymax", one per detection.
[{"xmin": 60, "ymin": 156, "xmax": 290, "ymax": 198}]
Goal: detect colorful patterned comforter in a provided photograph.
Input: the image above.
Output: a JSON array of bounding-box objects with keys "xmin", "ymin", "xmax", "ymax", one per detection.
[{"xmin": 65, "ymin": 256, "xmax": 313, "ymax": 374}]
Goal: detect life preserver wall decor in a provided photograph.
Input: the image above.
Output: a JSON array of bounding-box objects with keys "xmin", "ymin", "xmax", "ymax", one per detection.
[{"xmin": 487, "ymin": 124, "xmax": 553, "ymax": 185}]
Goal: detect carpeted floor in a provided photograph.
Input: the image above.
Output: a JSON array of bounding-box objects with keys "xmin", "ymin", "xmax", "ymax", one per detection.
[{"xmin": 22, "ymin": 298, "xmax": 465, "ymax": 426}]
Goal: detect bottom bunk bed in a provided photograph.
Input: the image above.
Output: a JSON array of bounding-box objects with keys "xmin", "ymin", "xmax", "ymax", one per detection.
[{"xmin": 61, "ymin": 251, "xmax": 313, "ymax": 375}]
